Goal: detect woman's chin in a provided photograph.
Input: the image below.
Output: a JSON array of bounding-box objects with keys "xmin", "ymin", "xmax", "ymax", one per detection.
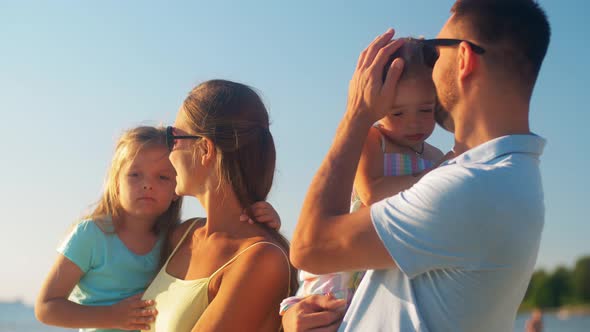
[{"xmin": 175, "ymin": 188, "xmax": 188, "ymax": 197}]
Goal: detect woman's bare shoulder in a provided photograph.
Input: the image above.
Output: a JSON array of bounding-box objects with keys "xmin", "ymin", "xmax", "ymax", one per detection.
[
  {"xmin": 231, "ymin": 239, "xmax": 291, "ymax": 286},
  {"xmin": 170, "ymin": 218, "xmax": 205, "ymax": 246}
]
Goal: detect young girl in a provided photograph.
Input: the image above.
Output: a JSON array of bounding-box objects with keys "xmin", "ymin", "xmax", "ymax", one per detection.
[
  {"xmin": 280, "ymin": 38, "xmax": 446, "ymax": 314},
  {"xmin": 35, "ymin": 126, "xmax": 280, "ymax": 332}
]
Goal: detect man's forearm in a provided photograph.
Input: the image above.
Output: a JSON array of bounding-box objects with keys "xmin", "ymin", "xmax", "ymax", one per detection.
[{"xmin": 293, "ymin": 110, "xmax": 373, "ymax": 251}]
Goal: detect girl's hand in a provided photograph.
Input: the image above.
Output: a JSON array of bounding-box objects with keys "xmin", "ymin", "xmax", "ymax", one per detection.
[
  {"xmin": 110, "ymin": 294, "xmax": 157, "ymax": 331},
  {"xmin": 240, "ymin": 201, "xmax": 281, "ymax": 230}
]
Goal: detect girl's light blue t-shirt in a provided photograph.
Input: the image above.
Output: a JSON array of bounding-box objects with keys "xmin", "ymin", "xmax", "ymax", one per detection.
[{"xmin": 57, "ymin": 220, "xmax": 162, "ymax": 332}]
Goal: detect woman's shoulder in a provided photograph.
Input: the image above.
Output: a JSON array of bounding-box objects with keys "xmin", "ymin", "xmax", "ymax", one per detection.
[
  {"xmin": 236, "ymin": 239, "xmax": 290, "ymax": 272},
  {"xmin": 245, "ymin": 239, "xmax": 288, "ymax": 259},
  {"xmin": 170, "ymin": 218, "xmax": 205, "ymax": 247},
  {"xmin": 223, "ymin": 239, "xmax": 291, "ymax": 289}
]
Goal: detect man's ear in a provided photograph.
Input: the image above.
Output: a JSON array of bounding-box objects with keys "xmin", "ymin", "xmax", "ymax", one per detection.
[{"xmin": 458, "ymin": 41, "xmax": 478, "ymax": 80}]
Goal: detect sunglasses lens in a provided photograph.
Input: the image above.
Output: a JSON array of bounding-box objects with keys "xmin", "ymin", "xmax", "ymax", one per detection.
[
  {"xmin": 166, "ymin": 126, "xmax": 175, "ymax": 151},
  {"xmin": 422, "ymin": 44, "xmax": 439, "ymax": 68}
]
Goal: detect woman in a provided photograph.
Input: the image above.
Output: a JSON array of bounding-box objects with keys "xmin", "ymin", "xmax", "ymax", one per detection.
[{"xmin": 141, "ymin": 79, "xmax": 297, "ymax": 332}]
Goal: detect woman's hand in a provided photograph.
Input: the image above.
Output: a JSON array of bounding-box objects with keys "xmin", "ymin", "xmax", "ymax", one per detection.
[
  {"xmin": 241, "ymin": 201, "xmax": 281, "ymax": 230},
  {"xmin": 282, "ymin": 294, "xmax": 347, "ymax": 332},
  {"xmin": 110, "ymin": 294, "xmax": 157, "ymax": 331}
]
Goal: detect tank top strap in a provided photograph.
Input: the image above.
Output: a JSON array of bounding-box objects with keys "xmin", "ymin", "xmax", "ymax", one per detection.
[
  {"xmin": 371, "ymin": 124, "xmax": 388, "ymax": 153},
  {"xmin": 209, "ymin": 242, "xmax": 291, "ymax": 294},
  {"xmin": 164, "ymin": 218, "xmax": 202, "ymax": 266},
  {"xmin": 379, "ymin": 131, "xmax": 387, "ymax": 153}
]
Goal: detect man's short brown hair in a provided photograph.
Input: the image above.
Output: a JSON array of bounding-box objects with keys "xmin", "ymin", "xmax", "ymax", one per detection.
[{"xmin": 451, "ymin": 0, "xmax": 550, "ymax": 93}]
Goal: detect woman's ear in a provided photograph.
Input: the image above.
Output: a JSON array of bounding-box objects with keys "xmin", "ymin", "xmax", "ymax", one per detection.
[{"xmin": 200, "ymin": 138, "xmax": 216, "ymax": 167}]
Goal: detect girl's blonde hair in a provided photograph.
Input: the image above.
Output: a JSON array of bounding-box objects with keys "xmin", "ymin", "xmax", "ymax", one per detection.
[{"xmin": 86, "ymin": 126, "xmax": 182, "ymax": 266}]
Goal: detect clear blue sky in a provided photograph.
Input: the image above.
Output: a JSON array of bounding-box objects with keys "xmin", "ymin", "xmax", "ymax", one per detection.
[{"xmin": 1, "ymin": 0, "xmax": 588, "ymax": 304}]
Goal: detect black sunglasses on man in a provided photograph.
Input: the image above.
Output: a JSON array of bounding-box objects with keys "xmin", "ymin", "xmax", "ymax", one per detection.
[{"xmin": 422, "ymin": 38, "xmax": 486, "ymax": 55}]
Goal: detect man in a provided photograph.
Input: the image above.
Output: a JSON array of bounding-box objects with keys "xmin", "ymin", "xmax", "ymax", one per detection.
[
  {"xmin": 285, "ymin": 0, "xmax": 551, "ymax": 331},
  {"xmin": 525, "ymin": 309, "xmax": 544, "ymax": 332}
]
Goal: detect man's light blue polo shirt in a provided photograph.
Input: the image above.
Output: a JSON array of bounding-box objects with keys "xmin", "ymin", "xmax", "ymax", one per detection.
[{"xmin": 340, "ymin": 134, "xmax": 546, "ymax": 332}]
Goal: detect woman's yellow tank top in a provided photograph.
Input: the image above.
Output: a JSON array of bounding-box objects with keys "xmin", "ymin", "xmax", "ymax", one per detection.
[{"xmin": 141, "ymin": 219, "xmax": 290, "ymax": 332}]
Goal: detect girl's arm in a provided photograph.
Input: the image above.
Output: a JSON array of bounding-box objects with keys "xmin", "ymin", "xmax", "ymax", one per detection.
[
  {"xmin": 192, "ymin": 244, "xmax": 290, "ymax": 332},
  {"xmin": 354, "ymin": 127, "xmax": 423, "ymax": 206},
  {"xmin": 35, "ymin": 254, "xmax": 156, "ymax": 330}
]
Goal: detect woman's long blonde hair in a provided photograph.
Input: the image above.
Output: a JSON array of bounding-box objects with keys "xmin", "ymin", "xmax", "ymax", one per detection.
[{"xmin": 86, "ymin": 126, "xmax": 182, "ymax": 266}]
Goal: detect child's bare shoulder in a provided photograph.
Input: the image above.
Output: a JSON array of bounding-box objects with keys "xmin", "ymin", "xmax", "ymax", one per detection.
[
  {"xmin": 424, "ymin": 142, "xmax": 445, "ymax": 161},
  {"xmin": 366, "ymin": 126, "xmax": 383, "ymax": 143},
  {"xmin": 368, "ymin": 126, "xmax": 404, "ymax": 151},
  {"xmin": 360, "ymin": 126, "xmax": 385, "ymax": 154}
]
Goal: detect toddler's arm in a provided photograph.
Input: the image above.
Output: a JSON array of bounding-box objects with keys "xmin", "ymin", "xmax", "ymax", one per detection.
[{"xmin": 354, "ymin": 127, "xmax": 425, "ymax": 206}]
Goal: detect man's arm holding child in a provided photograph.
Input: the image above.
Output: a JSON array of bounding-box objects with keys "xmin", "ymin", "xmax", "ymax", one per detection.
[{"xmin": 290, "ymin": 29, "xmax": 405, "ymax": 275}]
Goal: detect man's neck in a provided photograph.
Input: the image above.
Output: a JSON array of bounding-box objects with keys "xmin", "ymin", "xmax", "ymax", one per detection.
[{"xmin": 452, "ymin": 95, "xmax": 530, "ymax": 155}]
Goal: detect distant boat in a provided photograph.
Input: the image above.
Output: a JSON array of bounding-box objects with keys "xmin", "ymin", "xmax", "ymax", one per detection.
[
  {"xmin": 556, "ymin": 306, "xmax": 590, "ymax": 320},
  {"xmin": 557, "ymin": 308, "xmax": 571, "ymax": 320}
]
